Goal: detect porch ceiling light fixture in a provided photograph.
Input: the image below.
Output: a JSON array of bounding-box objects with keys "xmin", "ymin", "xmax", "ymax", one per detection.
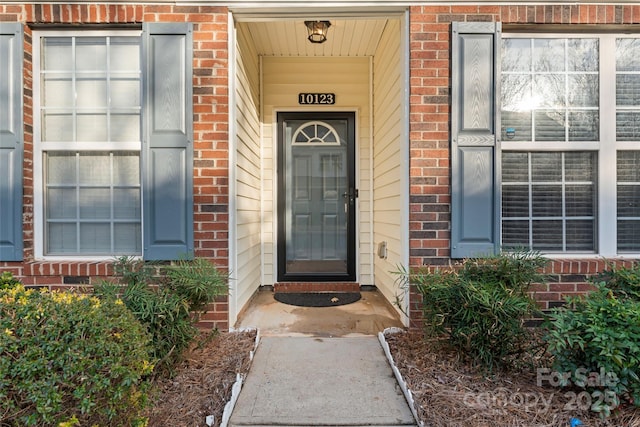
[{"xmin": 304, "ymin": 20, "xmax": 331, "ymax": 44}]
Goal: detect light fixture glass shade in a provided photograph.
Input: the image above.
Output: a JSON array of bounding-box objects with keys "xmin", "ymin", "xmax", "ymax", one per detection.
[{"xmin": 304, "ymin": 21, "xmax": 331, "ymax": 44}]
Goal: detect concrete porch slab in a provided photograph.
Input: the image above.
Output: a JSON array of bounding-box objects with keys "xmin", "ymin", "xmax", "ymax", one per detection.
[{"xmin": 233, "ymin": 288, "xmax": 405, "ymax": 337}]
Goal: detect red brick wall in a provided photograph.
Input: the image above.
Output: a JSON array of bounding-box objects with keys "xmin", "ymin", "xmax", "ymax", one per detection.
[
  {"xmin": 4, "ymin": 3, "xmax": 640, "ymax": 329},
  {"xmin": 0, "ymin": 3, "xmax": 230, "ymax": 330},
  {"xmin": 407, "ymin": 4, "xmax": 640, "ymax": 326}
]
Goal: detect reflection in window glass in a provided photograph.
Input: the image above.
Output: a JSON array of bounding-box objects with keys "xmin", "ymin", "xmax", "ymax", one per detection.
[
  {"xmin": 501, "ymin": 38, "xmax": 599, "ymax": 143},
  {"xmin": 617, "ymin": 39, "xmax": 640, "ymax": 141}
]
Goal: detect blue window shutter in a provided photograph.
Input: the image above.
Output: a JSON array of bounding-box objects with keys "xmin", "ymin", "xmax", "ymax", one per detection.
[
  {"xmin": 0, "ymin": 24, "xmax": 23, "ymax": 261},
  {"xmin": 450, "ymin": 22, "xmax": 501, "ymax": 259},
  {"xmin": 142, "ymin": 23, "xmax": 194, "ymax": 260}
]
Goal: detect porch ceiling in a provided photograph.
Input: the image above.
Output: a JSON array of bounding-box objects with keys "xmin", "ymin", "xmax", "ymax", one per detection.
[{"xmin": 239, "ymin": 19, "xmax": 389, "ymax": 57}]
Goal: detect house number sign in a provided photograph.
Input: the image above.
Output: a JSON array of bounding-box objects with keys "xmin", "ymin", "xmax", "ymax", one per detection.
[{"xmin": 298, "ymin": 93, "xmax": 336, "ymax": 105}]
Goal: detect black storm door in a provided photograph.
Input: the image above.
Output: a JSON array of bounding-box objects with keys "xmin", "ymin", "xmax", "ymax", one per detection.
[{"xmin": 277, "ymin": 112, "xmax": 356, "ymax": 282}]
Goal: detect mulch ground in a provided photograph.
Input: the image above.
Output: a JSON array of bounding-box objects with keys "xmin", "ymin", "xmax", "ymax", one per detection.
[
  {"xmin": 146, "ymin": 330, "xmax": 257, "ymax": 427},
  {"xmin": 145, "ymin": 329, "xmax": 639, "ymax": 427},
  {"xmin": 385, "ymin": 331, "xmax": 640, "ymax": 427}
]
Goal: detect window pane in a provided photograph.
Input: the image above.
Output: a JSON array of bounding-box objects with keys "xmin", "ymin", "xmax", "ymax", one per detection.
[
  {"xmin": 42, "ymin": 38, "xmax": 72, "ymax": 71},
  {"xmin": 47, "ymin": 188, "xmax": 76, "ymax": 219},
  {"xmin": 535, "ymin": 75, "xmax": 565, "ymax": 108},
  {"xmin": 114, "ymin": 188, "xmax": 140, "ymax": 219},
  {"xmin": 113, "ymin": 152, "xmax": 140, "ymax": 185},
  {"xmin": 617, "ymin": 112, "xmax": 640, "ymax": 142},
  {"xmin": 502, "ymin": 220, "xmax": 530, "ymax": 249},
  {"xmin": 502, "ymin": 185, "xmax": 529, "ymax": 217},
  {"xmin": 535, "ymin": 111, "xmax": 565, "ymax": 141},
  {"xmin": 502, "ymin": 111, "xmax": 532, "ymax": 142},
  {"xmin": 568, "ymin": 39, "xmax": 599, "ymax": 72},
  {"xmin": 110, "ymin": 37, "xmax": 140, "ymax": 72},
  {"xmin": 617, "ymin": 39, "xmax": 640, "ymax": 72},
  {"xmin": 617, "ymin": 185, "xmax": 640, "ymax": 217},
  {"xmin": 618, "ymin": 220, "xmax": 640, "ymax": 252},
  {"xmin": 43, "ymin": 76, "xmax": 73, "ymax": 108},
  {"xmin": 79, "ymin": 188, "xmax": 111, "ymax": 219},
  {"xmin": 568, "ymin": 75, "xmax": 598, "ymax": 107},
  {"xmin": 568, "ymin": 111, "xmax": 599, "ymax": 141},
  {"xmin": 616, "ymin": 75, "xmax": 640, "ymax": 106},
  {"xmin": 43, "ymin": 114, "xmax": 73, "ymax": 142},
  {"xmin": 617, "ymin": 151, "xmax": 640, "ymax": 181},
  {"xmin": 111, "ymin": 114, "xmax": 140, "ymax": 142},
  {"xmin": 566, "ymin": 185, "xmax": 594, "ymax": 216},
  {"xmin": 76, "ymin": 78, "xmax": 107, "ymax": 108},
  {"xmin": 80, "ymin": 223, "xmax": 110, "ymax": 253},
  {"xmin": 79, "ymin": 153, "xmax": 110, "ymax": 185},
  {"xmin": 502, "ymin": 152, "xmax": 529, "ymax": 182},
  {"xmin": 617, "ymin": 152, "xmax": 640, "ymax": 252},
  {"xmin": 111, "ymin": 79, "xmax": 140, "ymax": 108},
  {"xmin": 502, "ymin": 38, "xmax": 531, "ymax": 72},
  {"xmin": 501, "ymin": 75, "xmax": 534, "ymax": 142},
  {"xmin": 566, "ymin": 220, "xmax": 594, "ymax": 251},
  {"xmin": 44, "ymin": 151, "xmax": 141, "ymax": 255},
  {"xmin": 77, "ymin": 114, "xmax": 107, "ymax": 142},
  {"xmin": 501, "ymin": 151, "xmax": 596, "ymax": 253},
  {"xmin": 531, "ymin": 153, "xmax": 561, "ymax": 181},
  {"xmin": 47, "ymin": 152, "xmax": 76, "ymax": 184},
  {"xmin": 532, "ymin": 185, "xmax": 562, "ymax": 216},
  {"xmin": 532, "ymin": 220, "xmax": 563, "ymax": 251},
  {"xmin": 76, "ymin": 38, "xmax": 107, "ymax": 71},
  {"xmin": 115, "ymin": 224, "xmax": 142, "ymax": 253},
  {"xmin": 566, "ymin": 152, "xmax": 597, "ymax": 181},
  {"xmin": 47, "ymin": 223, "xmax": 77, "ymax": 254},
  {"xmin": 534, "ymin": 39, "xmax": 565, "ymax": 72},
  {"xmin": 617, "ymin": 38, "xmax": 640, "ymax": 142}
]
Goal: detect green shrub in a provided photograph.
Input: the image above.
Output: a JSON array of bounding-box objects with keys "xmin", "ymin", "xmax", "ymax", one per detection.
[
  {"xmin": 165, "ymin": 257, "xmax": 230, "ymax": 313},
  {"xmin": 95, "ymin": 256, "xmax": 229, "ymax": 372},
  {"xmin": 0, "ymin": 271, "xmax": 21, "ymax": 290},
  {"xmin": 0, "ymin": 276, "xmax": 154, "ymax": 426},
  {"xmin": 399, "ymin": 250, "xmax": 548, "ymax": 370},
  {"xmin": 544, "ymin": 268, "xmax": 640, "ymax": 417},
  {"xmin": 591, "ymin": 262, "xmax": 640, "ymax": 301}
]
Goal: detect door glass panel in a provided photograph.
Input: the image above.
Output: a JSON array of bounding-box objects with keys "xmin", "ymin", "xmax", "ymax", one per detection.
[{"xmin": 283, "ymin": 119, "xmax": 349, "ymax": 275}]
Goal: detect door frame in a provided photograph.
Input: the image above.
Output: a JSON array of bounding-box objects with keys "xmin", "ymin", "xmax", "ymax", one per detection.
[{"xmin": 276, "ymin": 111, "xmax": 357, "ymax": 282}]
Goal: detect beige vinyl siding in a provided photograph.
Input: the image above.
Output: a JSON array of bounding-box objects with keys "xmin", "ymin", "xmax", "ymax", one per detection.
[
  {"xmin": 262, "ymin": 56, "xmax": 372, "ymax": 285},
  {"xmin": 372, "ymin": 18, "xmax": 404, "ymax": 313},
  {"xmin": 232, "ymin": 23, "xmax": 262, "ymax": 322}
]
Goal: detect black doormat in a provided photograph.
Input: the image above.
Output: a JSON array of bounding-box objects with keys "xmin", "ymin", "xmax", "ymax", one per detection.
[{"xmin": 274, "ymin": 292, "xmax": 361, "ymax": 307}]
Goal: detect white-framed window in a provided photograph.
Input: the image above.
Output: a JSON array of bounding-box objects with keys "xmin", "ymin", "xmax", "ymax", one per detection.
[
  {"xmin": 501, "ymin": 34, "xmax": 640, "ymax": 256},
  {"xmin": 33, "ymin": 30, "xmax": 143, "ymax": 258}
]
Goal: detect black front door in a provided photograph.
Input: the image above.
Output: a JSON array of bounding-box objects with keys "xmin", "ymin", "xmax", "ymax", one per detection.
[{"xmin": 277, "ymin": 112, "xmax": 356, "ymax": 282}]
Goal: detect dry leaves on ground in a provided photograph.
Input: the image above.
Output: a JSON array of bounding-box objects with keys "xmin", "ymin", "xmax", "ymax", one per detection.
[
  {"xmin": 146, "ymin": 330, "xmax": 257, "ymax": 427},
  {"xmin": 145, "ymin": 329, "xmax": 639, "ymax": 427},
  {"xmin": 385, "ymin": 331, "xmax": 640, "ymax": 427}
]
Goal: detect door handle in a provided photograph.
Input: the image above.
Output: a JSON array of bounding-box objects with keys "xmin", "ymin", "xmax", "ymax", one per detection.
[{"xmin": 342, "ymin": 188, "xmax": 359, "ymax": 205}]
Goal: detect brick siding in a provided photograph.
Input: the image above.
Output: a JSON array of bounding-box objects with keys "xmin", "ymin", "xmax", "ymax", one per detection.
[
  {"xmin": 407, "ymin": 4, "xmax": 640, "ymax": 326},
  {"xmin": 0, "ymin": 3, "xmax": 230, "ymax": 330}
]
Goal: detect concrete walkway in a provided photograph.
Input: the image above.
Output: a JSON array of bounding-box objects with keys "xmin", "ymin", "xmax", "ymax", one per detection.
[{"xmin": 228, "ymin": 336, "xmax": 416, "ymax": 426}]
